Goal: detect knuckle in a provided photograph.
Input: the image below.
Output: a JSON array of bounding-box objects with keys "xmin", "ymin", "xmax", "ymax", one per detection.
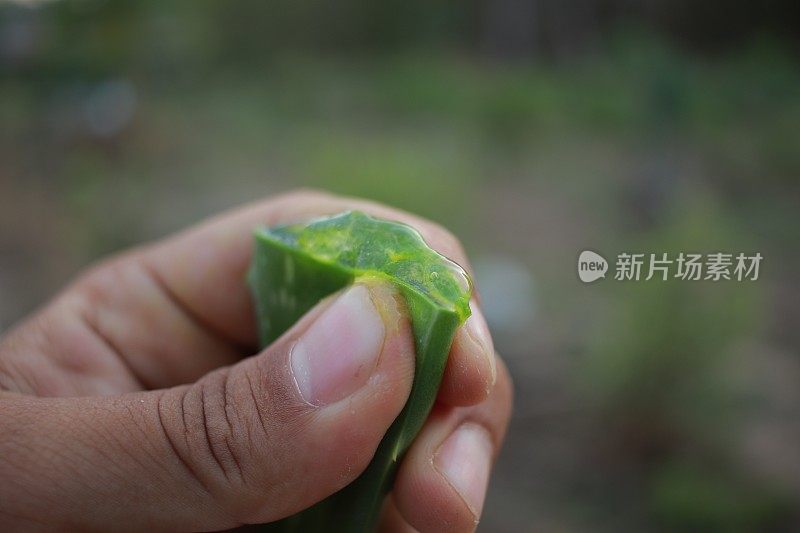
[
  {"xmin": 163, "ymin": 372, "xmax": 258, "ymax": 512},
  {"xmin": 157, "ymin": 388, "xmax": 212, "ymax": 495},
  {"xmin": 73, "ymin": 254, "xmax": 141, "ymax": 318},
  {"xmin": 195, "ymin": 370, "xmax": 249, "ymax": 487},
  {"xmin": 178, "ymin": 366, "xmax": 300, "ymax": 522},
  {"xmin": 182, "ymin": 361, "xmax": 316, "ymax": 523}
]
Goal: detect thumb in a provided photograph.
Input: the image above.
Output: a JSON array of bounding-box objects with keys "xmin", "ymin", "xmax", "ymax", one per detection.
[{"xmin": 0, "ymin": 281, "xmax": 415, "ymax": 531}]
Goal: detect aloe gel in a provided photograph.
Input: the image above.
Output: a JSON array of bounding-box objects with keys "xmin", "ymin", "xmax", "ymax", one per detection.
[{"xmin": 247, "ymin": 210, "xmax": 472, "ymax": 532}]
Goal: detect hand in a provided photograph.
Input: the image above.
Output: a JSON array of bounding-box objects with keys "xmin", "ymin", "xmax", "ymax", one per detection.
[{"xmin": 0, "ymin": 189, "xmax": 512, "ymax": 532}]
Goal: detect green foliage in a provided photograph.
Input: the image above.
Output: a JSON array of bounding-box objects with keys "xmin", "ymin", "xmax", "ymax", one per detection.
[{"xmin": 651, "ymin": 461, "xmax": 790, "ymax": 531}]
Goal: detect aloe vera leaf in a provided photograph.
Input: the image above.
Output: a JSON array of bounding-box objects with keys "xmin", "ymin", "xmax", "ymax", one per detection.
[{"xmin": 247, "ymin": 210, "xmax": 472, "ymax": 532}]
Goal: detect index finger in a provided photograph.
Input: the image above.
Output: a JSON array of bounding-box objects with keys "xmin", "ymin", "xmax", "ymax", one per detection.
[
  {"xmin": 143, "ymin": 189, "xmax": 495, "ymax": 404},
  {"xmin": 143, "ymin": 189, "xmax": 471, "ymax": 344}
]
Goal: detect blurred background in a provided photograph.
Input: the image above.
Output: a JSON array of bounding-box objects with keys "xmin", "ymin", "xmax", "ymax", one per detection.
[{"xmin": 1, "ymin": 1, "xmax": 799, "ymax": 531}]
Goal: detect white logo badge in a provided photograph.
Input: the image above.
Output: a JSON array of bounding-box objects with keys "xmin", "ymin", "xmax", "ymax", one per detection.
[{"xmin": 578, "ymin": 250, "xmax": 608, "ymax": 283}]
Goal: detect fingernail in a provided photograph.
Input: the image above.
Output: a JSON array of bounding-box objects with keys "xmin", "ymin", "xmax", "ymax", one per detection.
[
  {"xmin": 291, "ymin": 284, "xmax": 385, "ymax": 406},
  {"xmin": 464, "ymin": 305, "xmax": 497, "ymax": 386},
  {"xmin": 435, "ymin": 423, "xmax": 493, "ymax": 519}
]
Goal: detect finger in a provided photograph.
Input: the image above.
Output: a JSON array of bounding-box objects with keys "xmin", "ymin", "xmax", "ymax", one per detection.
[
  {"xmin": 144, "ymin": 188, "xmax": 495, "ymax": 400},
  {"xmin": 392, "ymin": 355, "xmax": 513, "ymax": 533},
  {"xmin": 437, "ymin": 302, "xmax": 496, "ymax": 407},
  {"xmin": 379, "ymin": 496, "xmax": 419, "ymax": 533},
  {"xmin": 143, "ymin": 188, "xmax": 477, "ymax": 346},
  {"xmin": 0, "ymin": 252, "xmax": 244, "ymax": 395},
  {"xmin": 0, "ymin": 281, "xmax": 415, "ymax": 531},
  {"xmin": 0, "ymin": 293, "xmax": 146, "ymax": 397}
]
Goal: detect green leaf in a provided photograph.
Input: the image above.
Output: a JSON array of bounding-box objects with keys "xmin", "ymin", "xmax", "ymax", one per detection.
[{"xmin": 248, "ymin": 210, "xmax": 472, "ymax": 532}]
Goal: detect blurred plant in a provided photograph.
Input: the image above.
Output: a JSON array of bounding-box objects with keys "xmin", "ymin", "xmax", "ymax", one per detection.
[
  {"xmin": 580, "ymin": 186, "xmax": 791, "ymax": 530},
  {"xmin": 651, "ymin": 460, "xmax": 790, "ymax": 532}
]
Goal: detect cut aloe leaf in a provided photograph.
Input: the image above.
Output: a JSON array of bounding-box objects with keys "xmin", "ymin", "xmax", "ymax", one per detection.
[{"xmin": 248, "ymin": 210, "xmax": 472, "ymax": 532}]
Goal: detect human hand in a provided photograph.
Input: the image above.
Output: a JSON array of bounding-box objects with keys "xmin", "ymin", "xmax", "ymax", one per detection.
[{"xmin": 0, "ymin": 190, "xmax": 512, "ymax": 532}]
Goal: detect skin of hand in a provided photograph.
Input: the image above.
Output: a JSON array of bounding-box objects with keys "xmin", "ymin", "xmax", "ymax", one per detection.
[{"xmin": 0, "ymin": 189, "xmax": 512, "ymax": 533}]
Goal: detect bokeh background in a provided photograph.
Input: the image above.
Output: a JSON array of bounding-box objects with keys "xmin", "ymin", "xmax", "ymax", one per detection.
[{"xmin": 2, "ymin": 1, "xmax": 799, "ymax": 531}]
